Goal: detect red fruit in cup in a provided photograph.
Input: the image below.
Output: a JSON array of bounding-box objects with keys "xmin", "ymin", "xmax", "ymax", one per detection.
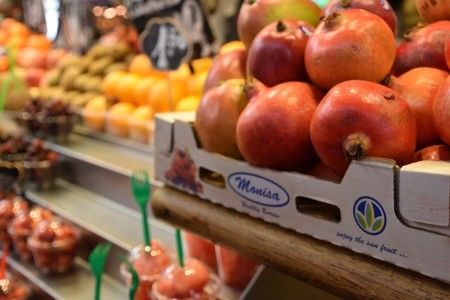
[
  {"xmin": 305, "ymin": 9, "xmax": 396, "ymax": 90},
  {"xmin": 247, "ymin": 20, "xmax": 313, "ymax": 87},
  {"xmin": 433, "ymin": 76, "xmax": 450, "ymax": 145},
  {"xmin": 415, "ymin": 0, "xmax": 450, "ymax": 23},
  {"xmin": 237, "ymin": 0, "xmax": 321, "ymax": 48},
  {"xmin": 204, "ymin": 49, "xmax": 247, "ymax": 92},
  {"xmin": 237, "ymin": 82, "xmax": 322, "ymax": 171},
  {"xmin": 195, "ymin": 79, "xmax": 248, "ymax": 159},
  {"xmin": 393, "ymin": 21, "xmax": 450, "ymax": 75},
  {"xmin": 386, "ymin": 67, "xmax": 448, "ymax": 147},
  {"xmin": 413, "ymin": 144, "xmax": 450, "ymax": 162},
  {"xmin": 310, "ymin": 80, "xmax": 416, "ymax": 176},
  {"xmin": 323, "ymin": 0, "xmax": 398, "ymax": 34},
  {"xmin": 154, "ymin": 259, "xmax": 210, "ymax": 298}
]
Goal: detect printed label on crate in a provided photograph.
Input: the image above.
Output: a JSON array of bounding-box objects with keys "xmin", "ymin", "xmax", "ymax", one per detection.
[
  {"xmin": 227, "ymin": 173, "xmax": 289, "ymax": 207},
  {"xmin": 353, "ymin": 196, "xmax": 387, "ymax": 235}
]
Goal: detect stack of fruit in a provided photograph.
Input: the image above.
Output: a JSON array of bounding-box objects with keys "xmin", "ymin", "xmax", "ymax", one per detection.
[
  {"xmin": 0, "ymin": 19, "xmax": 67, "ymax": 110},
  {"xmin": 39, "ymin": 42, "xmax": 134, "ymax": 109},
  {"xmin": 195, "ymin": 0, "xmax": 450, "ymax": 178},
  {"xmin": 83, "ymin": 53, "xmax": 212, "ymax": 144}
]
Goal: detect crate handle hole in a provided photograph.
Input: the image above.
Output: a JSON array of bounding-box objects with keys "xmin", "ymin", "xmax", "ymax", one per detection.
[
  {"xmin": 199, "ymin": 167, "xmax": 226, "ymax": 188},
  {"xmin": 296, "ymin": 197, "xmax": 341, "ymax": 223}
]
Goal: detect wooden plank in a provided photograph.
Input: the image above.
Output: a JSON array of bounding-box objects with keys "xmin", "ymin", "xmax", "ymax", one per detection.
[{"xmin": 151, "ymin": 187, "xmax": 450, "ymax": 300}]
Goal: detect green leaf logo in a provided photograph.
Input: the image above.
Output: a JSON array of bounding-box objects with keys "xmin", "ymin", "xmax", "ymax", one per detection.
[{"xmin": 353, "ymin": 197, "xmax": 386, "ymax": 235}]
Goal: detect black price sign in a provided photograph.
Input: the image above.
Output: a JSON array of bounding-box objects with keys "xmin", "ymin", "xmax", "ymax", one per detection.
[
  {"xmin": 124, "ymin": 0, "xmax": 217, "ymax": 65},
  {"xmin": 141, "ymin": 18, "xmax": 191, "ymax": 71}
]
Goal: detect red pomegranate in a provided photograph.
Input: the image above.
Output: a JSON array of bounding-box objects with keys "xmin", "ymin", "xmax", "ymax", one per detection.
[
  {"xmin": 305, "ymin": 9, "xmax": 396, "ymax": 90},
  {"xmin": 195, "ymin": 79, "xmax": 248, "ymax": 159},
  {"xmin": 203, "ymin": 49, "xmax": 247, "ymax": 92},
  {"xmin": 236, "ymin": 82, "xmax": 321, "ymax": 171},
  {"xmin": 415, "ymin": 0, "xmax": 450, "ymax": 23},
  {"xmin": 306, "ymin": 161, "xmax": 341, "ymax": 182},
  {"xmin": 445, "ymin": 40, "xmax": 450, "ymax": 69},
  {"xmin": 393, "ymin": 21, "xmax": 450, "ymax": 75},
  {"xmin": 413, "ymin": 144, "xmax": 450, "ymax": 161},
  {"xmin": 310, "ymin": 80, "xmax": 417, "ymax": 176},
  {"xmin": 433, "ymin": 76, "xmax": 450, "ymax": 145},
  {"xmin": 237, "ymin": 0, "xmax": 321, "ymax": 48},
  {"xmin": 323, "ymin": 0, "xmax": 398, "ymax": 34},
  {"xmin": 247, "ymin": 20, "xmax": 313, "ymax": 87},
  {"xmin": 386, "ymin": 67, "xmax": 448, "ymax": 147}
]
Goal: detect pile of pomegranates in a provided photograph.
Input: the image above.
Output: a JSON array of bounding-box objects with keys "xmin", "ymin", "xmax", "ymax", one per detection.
[{"xmin": 195, "ymin": 0, "xmax": 450, "ymax": 179}]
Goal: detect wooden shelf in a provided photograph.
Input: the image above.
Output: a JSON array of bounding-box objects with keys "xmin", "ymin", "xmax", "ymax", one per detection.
[{"xmin": 151, "ymin": 187, "xmax": 450, "ymax": 300}]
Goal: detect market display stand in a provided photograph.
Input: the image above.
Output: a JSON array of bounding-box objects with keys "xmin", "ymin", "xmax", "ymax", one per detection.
[
  {"xmin": 151, "ymin": 186, "xmax": 450, "ymax": 300},
  {"xmin": 4, "ymin": 133, "xmax": 174, "ymax": 299}
]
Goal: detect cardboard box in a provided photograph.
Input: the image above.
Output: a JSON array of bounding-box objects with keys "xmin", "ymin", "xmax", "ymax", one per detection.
[{"xmin": 154, "ymin": 113, "xmax": 450, "ymax": 284}]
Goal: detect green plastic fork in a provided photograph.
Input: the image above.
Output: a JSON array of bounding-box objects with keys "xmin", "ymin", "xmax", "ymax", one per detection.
[
  {"xmin": 89, "ymin": 242, "xmax": 112, "ymax": 300},
  {"xmin": 131, "ymin": 170, "xmax": 151, "ymax": 247},
  {"xmin": 121, "ymin": 257, "xmax": 139, "ymax": 300}
]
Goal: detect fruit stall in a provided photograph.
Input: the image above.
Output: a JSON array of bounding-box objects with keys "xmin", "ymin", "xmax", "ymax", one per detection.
[{"xmin": 0, "ymin": 0, "xmax": 449, "ymax": 299}]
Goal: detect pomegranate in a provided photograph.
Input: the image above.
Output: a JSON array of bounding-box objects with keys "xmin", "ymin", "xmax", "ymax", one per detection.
[
  {"xmin": 415, "ymin": 0, "xmax": 450, "ymax": 23},
  {"xmin": 203, "ymin": 49, "xmax": 247, "ymax": 92},
  {"xmin": 236, "ymin": 82, "xmax": 321, "ymax": 171},
  {"xmin": 323, "ymin": 0, "xmax": 398, "ymax": 34},
  {"xmin": 413, "ymin": 144, "xmax": 450, "ymax": 161},
  {"xmin": 310, "ymin": 80, "xmax": 417, "ymax": 176},
  {"xmin": 305, "ymin": 9, "xmax": 396, "ymax": 90},
  {"xmin": 445, "ymin": 40, "xmax": 450, "ymax": 69},
  {"xmin": 195, "ymin": 79, "xmax": 247, "ymax": 159},
  {"xmin": 306, "ymin": 161, "xmax": 341, "ymax": 182},
  {"xmin": 393, "ymin": 21, "xmax": 450, "ymax": 75},
  {"xmin": 237, "ymin": 0, "xmax": 321, "ymax": 48},
  {"xmin": 433, "ymin": 76, "xmax": 450, "ymax": 145},
  {"xmin": 247, "ymin": 20, "xmax": 313, "ymax": 87},
  {"xmin": 385, "ymin": 67, "xmax": 448, "ymax": 147}
]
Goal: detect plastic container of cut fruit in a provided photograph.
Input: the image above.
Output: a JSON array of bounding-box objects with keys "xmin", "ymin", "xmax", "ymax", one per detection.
[
  {"xmin": 0, "ymin": 272, "xmax": 32, "ymax": 300},
  {"xmin": 22, "ymin": 159, "xmax": 57, "ymax": 191},
  {"xmin": 120, "ymin": 242, "xmax": 172, "ymax": 300},
  {"xmin": 215, "ymin": 245, "xmax": 259, "ymax": 290},
  {"xmin": 0, "ymin": 197, "xmax": 29, "ymax": 246},
  {"xmin": 39, "ymin": 114, "xmax": 77, "ymax": 144},
  {"xmin": 151, "ymin": 259, "xmax": 220, "ymax": 300},
  {"xmin": 128, "ymin": 118, "xmax": 154, "ymax": 144},
  {"xmin": 28, "ymin": 219, "xmax": 81, "ymax": 274},
  {"xmin": 8, "ymin": 207, "xmax": 54, "ymax": 262}
]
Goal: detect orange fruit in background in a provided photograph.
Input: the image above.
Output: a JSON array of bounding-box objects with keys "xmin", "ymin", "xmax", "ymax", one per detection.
[
  {"xmin": 102, "ymin": 71, "xmax": 125, "ymax": 98},
  {"xmin": 133, "ymin": 76, "xmax": 156, "ymax": 106},
  {"xmin": 191, "ymin": 57, "xmax": 213, "ymax": 74},
  {"xmin": 6, "ymin": 22, "xmax": 30, "ymax": 38},
  {"xmin": 116, "ymin": 73, "xmax": 141, "ymax": 103},
  {"xmin": 187, "ymin": 71, "xmax": 208, "ymax": 96},
  {"xmin": 148, "ymin": 77, "xmax": 186, "ymax": 112},
  {"xmin": 0, "ymin": 31, "xmax": 7, "ymax": 45},
  {"xmin": 6, "ymin": 35, "xmax": 27, "ymax": 49},
  {"xmin": 0, "ymin": 56, "xmax": 8, "ymax": 72},
  {"xmin": 27, "ymin": 34, "xmax": 52, "ymax": 51},
  {"xmin": 128, "ymin": 53, "xmax": 166, "ymax": 76},
  {"xmin": 84, "ymin": 95, "xmax": 108, "ymax": 131},
  {"xmin": 107, "ymin": 102, "xmax": 136, "ymax": 137},
  {"xmin": 219, "ymin": 41, "xmax": 246, "ymax": 54},
  {"xmin": 175, "ymin": 95, "xmax": 201, "ymax": 112}
]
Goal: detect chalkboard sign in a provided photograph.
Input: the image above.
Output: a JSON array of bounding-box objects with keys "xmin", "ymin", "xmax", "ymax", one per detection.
[
  {"xmin": 124, "ymin": 0, "xmax": 217, "ymax": 61},
  {"xmin": 141, "ymin": 18, "xmax": 191, "ymax": 70}
]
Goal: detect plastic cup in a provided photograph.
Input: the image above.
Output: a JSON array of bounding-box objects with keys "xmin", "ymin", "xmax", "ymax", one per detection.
[
  {"xmin": 151, "ymin": 258, "xmax": 220, "ymax": 300},
  {"xmin": 120, "ymin": 241, "xmax": 172, "ymax": 300}
]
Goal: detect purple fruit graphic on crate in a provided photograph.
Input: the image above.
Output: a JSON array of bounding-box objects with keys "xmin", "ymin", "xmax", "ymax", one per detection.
[{"xmin": 165, "ymin": 148, "xmax": 203, "ymax": 193}]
